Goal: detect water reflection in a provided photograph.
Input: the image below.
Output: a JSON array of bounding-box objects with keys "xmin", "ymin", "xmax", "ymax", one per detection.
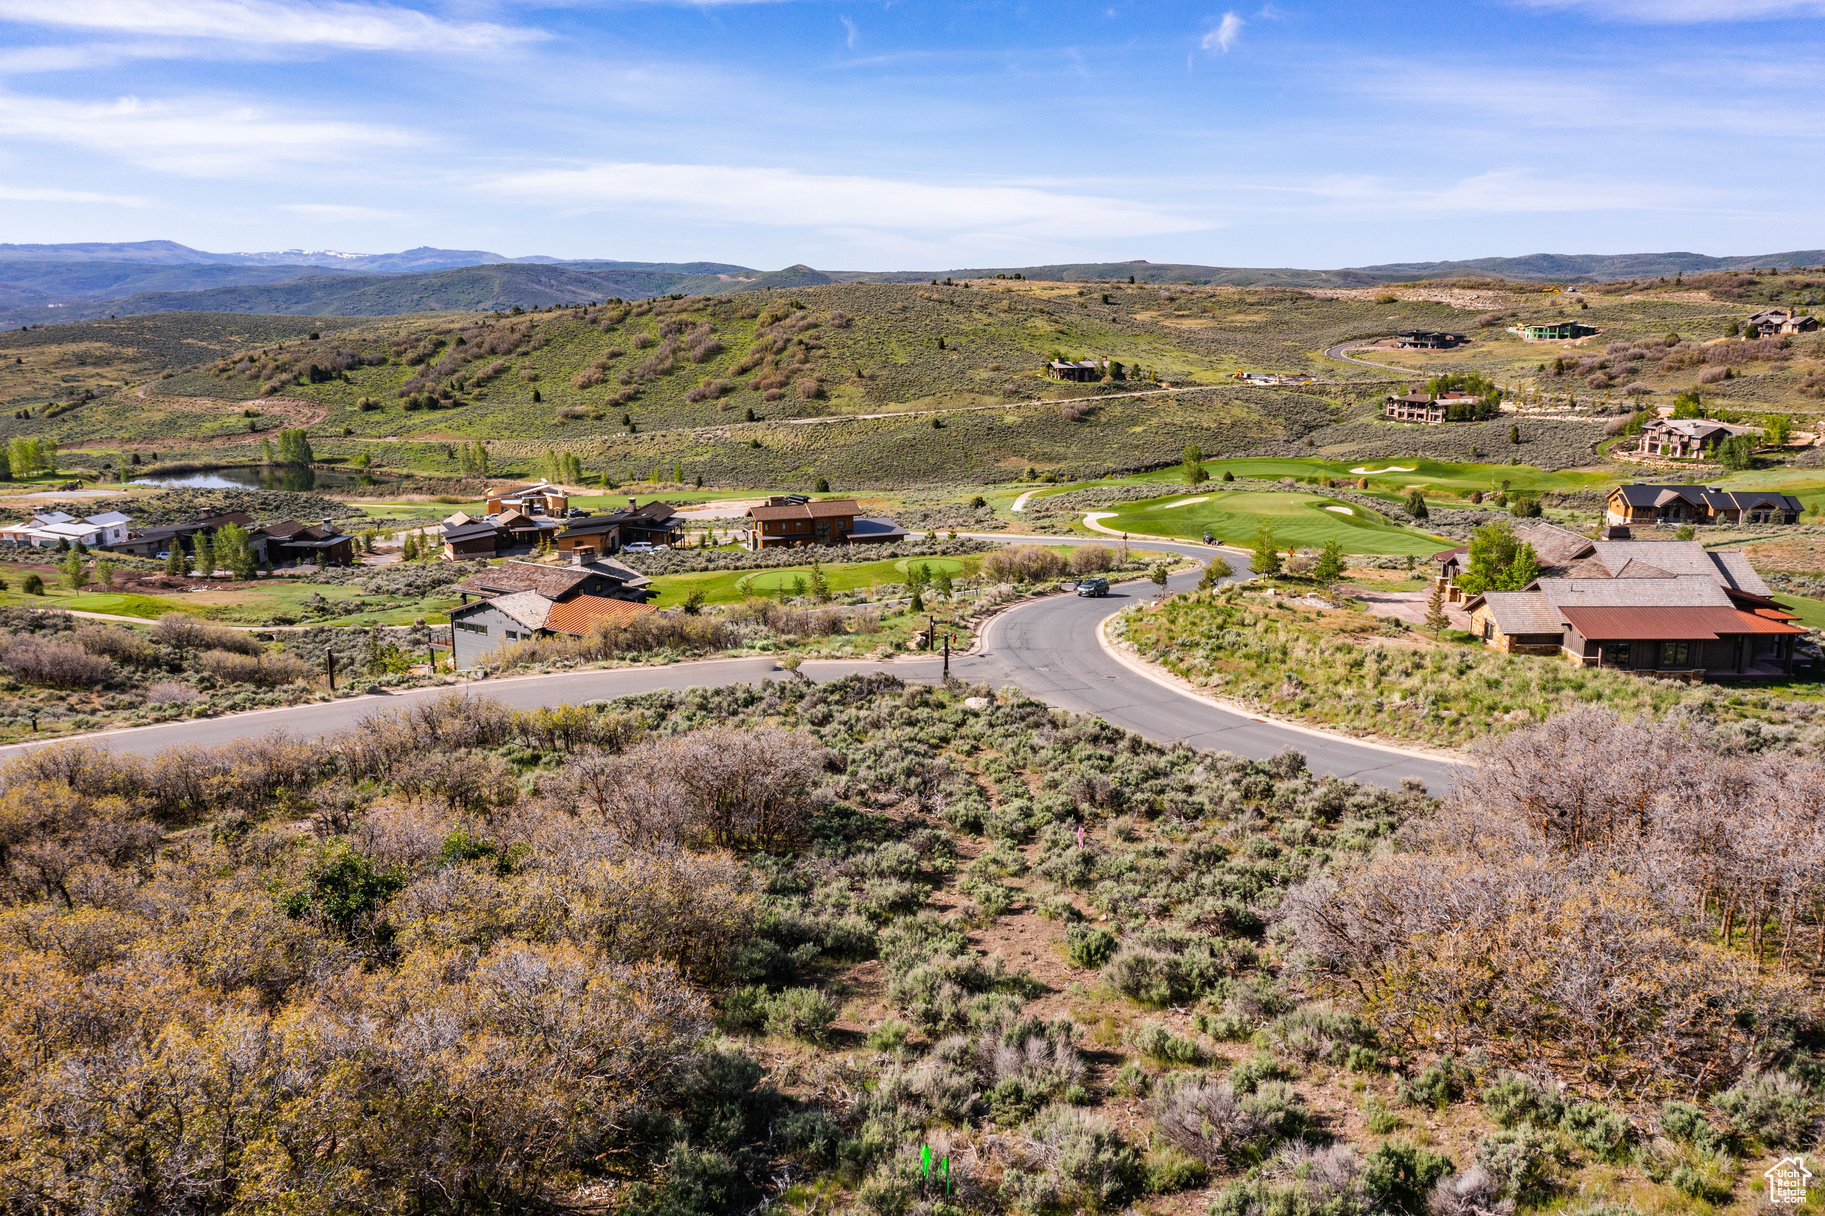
[{"xmin": 130, "ymin": 466, "xmax": 372, "ymax": 492}]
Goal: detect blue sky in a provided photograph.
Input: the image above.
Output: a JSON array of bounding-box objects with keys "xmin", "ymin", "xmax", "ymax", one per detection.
[{"xmin": 0, "ymin": 0, "xmax": 1821, "ymax": 269}]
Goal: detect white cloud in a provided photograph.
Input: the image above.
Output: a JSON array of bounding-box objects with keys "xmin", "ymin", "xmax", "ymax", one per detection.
[
  {"xmin": 280, "ymin": 202, "xmax": 405, "ymax": 220},
  {"xmin": 0, "ymin": 184, "xmax": 148, "ymax": 205},
  {"xmin": 840, "ymin": 14, "xmax": 856, "ymax": 49},
  {"xmin": 0, "ymin": 92, "xmax": 418, "ymax": 174},
  {"xmin": 1511, "ymin": 0, "xmax": 1825, "ymax": 19},
  {"xmin": 482, "ymin": 162, "xmax": 1200, "ymax": 240},
  {"xmin": 1201, "ymin": 12, "xmax": 1242, "ymax": 52},
  {"xmin": 1266, "ymin": 168, "xmax": 1689, "ymax": 216},
  {"xmin": 0, "ymin": 0, "xmax": 540, "ymax": 52}
]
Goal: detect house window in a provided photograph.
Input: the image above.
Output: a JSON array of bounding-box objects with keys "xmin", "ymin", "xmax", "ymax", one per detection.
[
  {"xmin": 1660, "ymin": 641, "xmax": 1691, "ymax": 668},
  {"xmin": 505, "ymin": 630, "xmax": 521, "ymax": 641},
  {"xmin": 455, "ymin": 621, "xmax": 487, "ymax": 634}
]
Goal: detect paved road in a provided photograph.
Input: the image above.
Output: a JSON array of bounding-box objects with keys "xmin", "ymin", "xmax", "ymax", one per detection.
[
  {"xmin": 1323, "ymin": 341, "xmax": 1421, "ymax": 377},
  {"xmin": 1, "ymin": 534, "xmax": 1462, "ymax": 793}
]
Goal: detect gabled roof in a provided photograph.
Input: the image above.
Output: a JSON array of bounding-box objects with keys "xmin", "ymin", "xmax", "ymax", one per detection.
[
  {"xmin": 1588, "ymin": 540, "xmax": 1771, "ymax": 596},
  {"xmin": 544, "ymin": 594, "xmax": 657, "ymax": 637},
  {"xmin": 1478, "ymin": 591, "xmax": 1565, "ymax": 637},
  {"xmin": 489, "ymin": 480, "xmax": 558, "ymax": 499},
  {"xmin": 1515, "ymin": 521, "xmax": 1595, "ymax": 569},
  {"xmin": 849, "ymin": 517, "xmax": 910, "ymax": 541},
  {"xmin": 28, "ymin": 510, "xmax": 75, "ymax": 525},
  {"xmin": 84, "ymin": 511, "xmax": 131, "ymax": 527},
  {"xmin": 443, "ymin": 521, "xmax": 503, "ymax": 543},
  {"xmin": 748, "ymin": 497, "xmax": 863, "ymax": 522},
  {"xmin": 454, "ymin": 558, "xmax": 647, "ymax": 599},
  {"xmin": 1537, "ymin": 575, "xmax": 1733, "ymax": 609},
  {"xmin": 479, "ymin": 590, "xmax": 554, "ymax": 631}
]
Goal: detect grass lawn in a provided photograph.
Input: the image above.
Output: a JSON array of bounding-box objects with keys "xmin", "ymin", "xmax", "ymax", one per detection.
[
  {"xmin": 0, "ymin": 587, "xmax": 197, "ymax": 619},
  {"xmin": 1774, "ymin": 593, "xmax": 1825, "ymax": 631},
  {"xmin": 648, "ymin": 553, "xmax": 990, "ymax": 607},
  {"xmin": 1098, "ymin": 490, "xmax": 1454, "ymax": 555},
  {"xmin": 0, "ymin": 578, "xmax": 456, "ymax": 626},
  {"xmin": 1042, "ymin": 456, "xmax": 1623, "ymax": 499}
]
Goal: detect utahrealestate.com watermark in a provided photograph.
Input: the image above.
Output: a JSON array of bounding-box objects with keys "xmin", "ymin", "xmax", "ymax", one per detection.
[{"xmin": 1766, "ymin": 1157, "xmax": 1814, "ymax": 1204}]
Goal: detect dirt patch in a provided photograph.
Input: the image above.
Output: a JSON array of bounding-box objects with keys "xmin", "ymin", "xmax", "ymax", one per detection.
[{"xmin": 1354, "ymin": 585, "xmax": 1471, "ymax": 631}]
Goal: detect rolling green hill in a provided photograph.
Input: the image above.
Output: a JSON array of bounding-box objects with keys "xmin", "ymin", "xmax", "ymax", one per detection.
[{"xmin": 9, "ymin": 272, "xmax": 1825, "ymax": 490}]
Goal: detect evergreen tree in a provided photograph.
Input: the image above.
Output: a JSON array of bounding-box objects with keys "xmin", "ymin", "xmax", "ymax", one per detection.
[
  {"xmin": 195, "ymin": 534, "xmax": 216, "ymax": 577},
  {"xmin": 1251, "ymin": 520, "xmax": 1283, "ymax": 577},
  {"xmin": 1424, "ymin": 584, "xmax": 1449, "ymax": 638},
  {"xmin": 1405, "ymin": 489, "xmax": 1429, "ymax": 520},
  {"xmin": 1313, "ymin": 539, "xmax": 1345, "ymax": 587},
  {"xmin": 164, "ymin": 545, "xmax": 184, "ymax": 576}
]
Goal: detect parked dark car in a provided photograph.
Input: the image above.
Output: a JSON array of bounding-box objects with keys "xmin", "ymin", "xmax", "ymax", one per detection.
[{"xmin": 1075, "ymin": 577, "xmax": 1109, "ymax": 597}]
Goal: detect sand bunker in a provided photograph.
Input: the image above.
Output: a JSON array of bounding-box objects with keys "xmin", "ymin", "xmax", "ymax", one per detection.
[
  {"xmin": 1348, "ymin": 465, "xmax": 1416, "ymax": 475},
  {"xmin": 1160, "ymin": 496, "xmax": 1210, "ymax": 509},
  {"xmin": 1324, "ymin": 505, "xmax": 1354, "ymax": 515}
]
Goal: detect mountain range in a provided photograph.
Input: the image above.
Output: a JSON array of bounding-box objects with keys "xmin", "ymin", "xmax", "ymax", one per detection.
[{"xmin": 3, "ymin": 241, "xmax": 1820, "ymax": 327}]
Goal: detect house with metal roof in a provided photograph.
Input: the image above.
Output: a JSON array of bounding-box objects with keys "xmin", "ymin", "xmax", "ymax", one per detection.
[
  {"xmin": 452, "ymin": 558, "xmax": 650, "ymax": 603},
  {"xmin": 0, "ymin": 509, "xmax": 133, "ymax": 549},
  {"xmin": 1464, "ymin": 573, "xmax": 1804, "ymax": 677},
  {"xmin": 1635, "ymin": 419, "xmax": 1759, "ymax": 460},
  {"xmin": 447, "ymin": 582, "xmax": 658, "ymax": 667}
]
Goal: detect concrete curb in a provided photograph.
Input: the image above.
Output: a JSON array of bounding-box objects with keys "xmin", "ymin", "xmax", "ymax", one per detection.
[{"xmin": 1093, "ymin": 609, "xmax": 1469, "ymax": 768}]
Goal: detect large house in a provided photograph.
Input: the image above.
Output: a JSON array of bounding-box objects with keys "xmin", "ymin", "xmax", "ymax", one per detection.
[
  {"xmin": 1439, "ymin": 522, "xmax": 1778, "ymax": 603},
  {"xmin": 1636, "ymin": 418, "xmax": 1758, "ymax": 459},
  {"xmin": 556, "ymin": 499, "xmax": 685, "ymax": 556},
  {"xmin": 1606, "ymin": 483, "xmax": 1803, "ymax": 527},
  {"xmin": 483, "ymin": 480, "xmax": 569, "ymax": 517},
  {"xmin": 255, "ymin": 518, "xmax": 357, "ymax": 567},
  {"xmin": 1393, "ymin": 331, "xmax": 1466, "ymax": 349},
  {"xmin": 1449, "ymin": 524, "xmax": 1805, "ymax": 677},
  {"xmin": 1466, "ymin": 576, "xmax": 1803, "ymax": 677},
  {"xmin": 0, "ymin": 510, "xmax": 132, "ymax": 548},
  {"xmin": 1382, "ymin": 392, "xmax": 1447, "ymax": 424},
  {"xmin": 452, "ymin": 558, "xmax": 652, "ymax": 605},
  {"xmin": 1750, "ymin": 309, "xmax": 1819, "ymax": 335},
  {"xmin": 1047, "ymin": 359, "xmax": 1107, "ymax": 382},
  {"xmin": 447, "ymin": 557, "xmax": 656, "ymax": 667},
  {"xmin": 106, "ymin": 511, "xmax": 257, "ymax": 558},
  {"xmin": 744, "ymin": 496, "xmax": 908, "ymax": 550},
  {"xmin": 1516, "ymin": 321, "xmax": 1600, "ymax": 341}
]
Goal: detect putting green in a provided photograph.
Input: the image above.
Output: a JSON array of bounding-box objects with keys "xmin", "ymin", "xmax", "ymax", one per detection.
[
  {"xmin": 893, "ymin": 556, "xmax": 966, "ymax": 577},
  {"xmin": 738, "ymin": 568, "xmax": 817, "ymax": 593},
  {"xmin": 1102, "ymin": 490, "xmax": 1453, "ymax": 556}
]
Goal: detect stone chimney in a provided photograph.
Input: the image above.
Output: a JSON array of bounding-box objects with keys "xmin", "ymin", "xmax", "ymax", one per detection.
[{"xmin": 628, "ymin": 496, "xmax": 638, "ymax": 511}]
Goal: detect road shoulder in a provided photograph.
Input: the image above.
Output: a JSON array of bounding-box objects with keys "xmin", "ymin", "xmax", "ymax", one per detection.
[{"xmin": 1094, "ymin": 608, "xmax": 1468, "ymax": 768}]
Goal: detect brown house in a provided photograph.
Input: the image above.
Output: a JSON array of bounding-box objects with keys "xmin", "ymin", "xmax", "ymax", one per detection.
[
  {"xmin": 744, "ymin": 497, "xmax": 908, "ymax": 550},
  {"xmin": 1464, "ymin": 575, "xmax": 1804, "ymax": 678},
  {"xmin": 1637, "ymin": 418, "xmax": 1757, "ymax": 459},
  {"xmin": 255, "ymin": 518, "xmax": 356, "ymax": 567},
  {"xmin": 1383, "ymin": 391, "xmax": 1447, "ymax": 424},
  {"xmin": 554, "ymin": 499, "xmax": 685, "ymax": 556},
  {"xmin": 1605, "ymin": 483, "xmax": 1802, "ymax": 527}
]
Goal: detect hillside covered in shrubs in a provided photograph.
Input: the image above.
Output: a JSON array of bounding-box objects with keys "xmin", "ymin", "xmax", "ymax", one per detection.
[{"xmin": 0, "ymin": 676, "xmax": 1817, "ymax": 1214}]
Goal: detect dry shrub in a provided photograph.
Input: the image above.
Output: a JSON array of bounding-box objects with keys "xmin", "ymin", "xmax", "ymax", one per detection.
[
  {"xmin": 1284, "ymin": 708, "xmax": 1825, "ymax": 1093},
  {"xmin": 1, "ymin": 637, "xmax": 109, "ymax": 688},
  {"xmin": 194, "ymin": 649, "xmax": 309, "ymax": 687},
  {"xmin": 151, "ymin": 614, "xmax": 263, "ymax": 656},
  {"xmin": 556, "ymin": 726, "xmax": 822, "ymax": 852},
  {"xmin": 1698, "ymin": 366, "xmax": 1730, "ymax": 384},
  {"xmin": 145, "ymin": 681, "xmax": 200, "ymax": 705},
  {"xmin": 983, "ymin": 545, "xmax": 1067, "ymax": 583},
  {"xmin": 485, "ymin": 614, "xmax": 735, "ymax": 670},
  {"xmin": 796, "ymin": 377, "xmax": 825, "ymax": 400},
  {"xmin": 73, "ymin": 624, "xmax": 160, "ymax": 667},
  {"xmin": 1069, "ymin": 544, "xmax": 1116, "ymax": 574}
]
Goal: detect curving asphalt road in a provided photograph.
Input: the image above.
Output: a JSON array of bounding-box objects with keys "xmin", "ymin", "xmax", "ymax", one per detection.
[
  {"xmin": 1323, "ymin": 341, "xmax": 1421, "ymax": 377},
  {"xmin": 0, "ymin": 534, "xmax": 1462, "ymax": 793}
]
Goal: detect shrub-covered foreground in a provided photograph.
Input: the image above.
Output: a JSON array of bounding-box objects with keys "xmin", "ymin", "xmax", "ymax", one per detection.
[{"xmin": 0, "ymin": 678, "xmax": 1818, "ymax": 1214}]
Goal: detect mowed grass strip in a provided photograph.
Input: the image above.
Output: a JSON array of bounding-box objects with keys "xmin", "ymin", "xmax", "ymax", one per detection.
[{"xmin": 1101, "ymin": 490, "xmax": 1453, "ymax": 555}]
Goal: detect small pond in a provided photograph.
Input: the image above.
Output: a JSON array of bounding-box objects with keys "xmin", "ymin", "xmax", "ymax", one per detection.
[{"xmin": 130, "ymin": 466, "xmax": 373, "ymax": 493}]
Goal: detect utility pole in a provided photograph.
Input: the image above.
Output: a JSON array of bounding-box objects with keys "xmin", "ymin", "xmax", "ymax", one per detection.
[
  {"xmin": 326, "ymin": 650, "xmax": 336, "ymax": 692},
  {"xmin": 943, "ymin": 632, "xmax": 952, "ymax": 682}
]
